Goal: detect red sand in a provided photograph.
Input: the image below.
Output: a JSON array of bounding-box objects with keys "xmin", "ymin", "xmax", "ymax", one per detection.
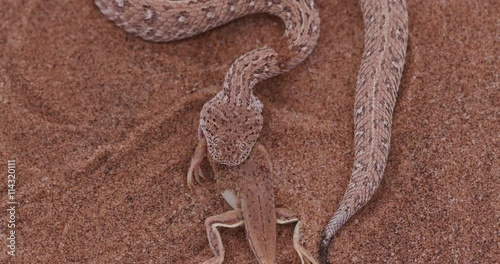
[{"xmin": 0, "ymin": 1, "xmax": 498, "ymax": 263}]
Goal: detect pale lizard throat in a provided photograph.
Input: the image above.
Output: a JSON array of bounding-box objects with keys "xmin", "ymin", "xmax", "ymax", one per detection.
[{"xmin": 319, "ymin": 1, "xmax": 409, "ymax": 263}]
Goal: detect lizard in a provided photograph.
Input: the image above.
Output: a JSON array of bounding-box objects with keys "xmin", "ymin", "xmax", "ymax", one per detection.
[
  {"xmin": 319, "ymin": 1, "xmax": 409, "ymax": 263},
  {"xmin": 191, "ymin": 141, "xmax": 318, "ymax": 264}
]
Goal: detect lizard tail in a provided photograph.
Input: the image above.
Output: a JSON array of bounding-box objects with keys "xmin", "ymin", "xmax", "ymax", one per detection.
[{"xmin": 320, "ymin": 0, "xmax": 408, "ymax": 263}]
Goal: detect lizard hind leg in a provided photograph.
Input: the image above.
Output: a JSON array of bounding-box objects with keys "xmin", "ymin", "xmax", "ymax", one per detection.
[
  {"xmin": 276, "ymin": 208, "xmax": 319, "ymax": 264},
  {"xmin": 203, "ymin": 210, "xmax": 244, "ymax": 264}
]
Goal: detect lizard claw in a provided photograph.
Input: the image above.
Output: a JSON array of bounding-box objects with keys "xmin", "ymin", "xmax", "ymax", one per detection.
[
  {"xmin": 187, "ymin": 138, "xmax": 207, "ymax": 189},
  {"xmin": 195, "ymin": 165, "xmax": 205, "ymax": 183},
  {"xmin": 187, "ymin": 158, "xmax": 204, "ymax": 188},
  {"xmin": 187, "ymin": 163, "xmax": 197, "ymax": 189},
  {"xmin": 194, "ymin": 166, "xmax": 205, "ymax": 184}
]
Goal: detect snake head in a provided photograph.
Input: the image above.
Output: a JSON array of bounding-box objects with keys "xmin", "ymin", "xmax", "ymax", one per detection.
[{"xmin": 199, "ymin": 95, "xmax": 263, "ymax": 166}]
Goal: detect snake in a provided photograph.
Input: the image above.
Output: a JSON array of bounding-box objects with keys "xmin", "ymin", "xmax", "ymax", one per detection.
[
  {"xmin": 319, "ymin": 1, "xmax": 408, "ymax": 263},
  {"xmin": 94, "ymin": 0, "xmax": 320, "ymax": 166}
]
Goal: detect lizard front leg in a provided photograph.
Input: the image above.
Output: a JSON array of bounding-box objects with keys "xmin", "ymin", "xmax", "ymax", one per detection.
[
  {"xmin": 187, "ymin": 136, "xmax": 207, "ymax": 188},
  {"xmin": 203, "ymin": 210, "xmax": 244, "ymax": 264},
  {"xmin": 254, "ymin": 142, "xmax": 273, "ymax": 173},
  {"xmin": 276, "ymin": 208, "xmax": 319, "ymax": 264}
]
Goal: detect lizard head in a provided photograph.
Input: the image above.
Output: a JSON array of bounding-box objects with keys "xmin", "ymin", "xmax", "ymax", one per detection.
[{"xmin": 199, "ymin": 96, "xmax": 263, "ymax": 166}]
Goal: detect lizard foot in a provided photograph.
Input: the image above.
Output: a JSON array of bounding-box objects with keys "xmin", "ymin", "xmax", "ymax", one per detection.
[
  {"xmin": 187, "ymin": 138, "xmax": 207, "ymax": 188},
  {"xmin": 202, "ymin": 210, "xmax": 244, "ymax": 264},
  {"xmin": 292, "ymin": 220, "xmax": 319, "ymax": 264},
  {"xmin": 276, "ymin": 208, "xmax": 319, "ymax": 264},
  {"xmin": 201, "ymin": 257, "xmax": 224, "ymax": 264}
]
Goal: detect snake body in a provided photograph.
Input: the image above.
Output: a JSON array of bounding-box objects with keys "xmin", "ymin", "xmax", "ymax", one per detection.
[
  {"xmin": 320, "ymin": 1, "xmax": 408, "ymax": 263},
  {"xmin": 95, "ymin": 0, "xmax": 320, "ymax": 166},
  {"xmin": 95, "ymin": 1, "xmax": 408, "ymax": 263}
]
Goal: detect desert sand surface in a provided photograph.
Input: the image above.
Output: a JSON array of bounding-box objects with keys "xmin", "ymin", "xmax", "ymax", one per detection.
[{"xmin": 0, "ymin": 0, "xmax": 498, "ymax": 263}]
